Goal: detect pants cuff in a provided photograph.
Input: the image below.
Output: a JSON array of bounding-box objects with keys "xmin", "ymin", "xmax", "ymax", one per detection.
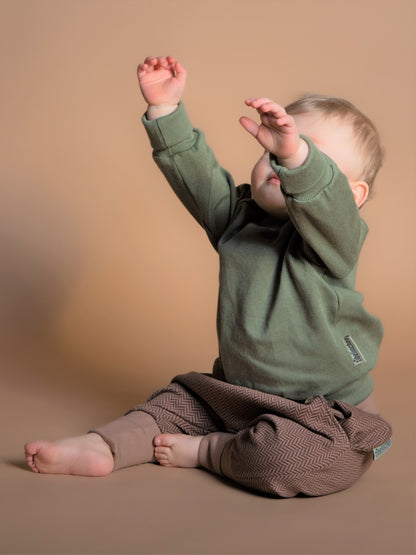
[
  {"xmin": 198, "ymin": 432, "xmax": 234, "ymax": 475},
  {"xmin": 90, "ymin": 410, "xmax": 161, "ymax": 471}
]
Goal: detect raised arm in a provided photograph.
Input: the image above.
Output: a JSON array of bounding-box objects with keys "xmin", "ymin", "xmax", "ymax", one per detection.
[
  {"xmin": 137, "ymin": 56, "xmax": 241, "ymax": 250},
  {"xmin": 240, "ymin": 98, "xmax": 364, "ymax": 278}
]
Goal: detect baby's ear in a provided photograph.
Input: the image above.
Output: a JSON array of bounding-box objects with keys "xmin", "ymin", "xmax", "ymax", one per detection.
[{"xmin": 350, "ymin": 180, "xmax": 369, "ymax": 208}]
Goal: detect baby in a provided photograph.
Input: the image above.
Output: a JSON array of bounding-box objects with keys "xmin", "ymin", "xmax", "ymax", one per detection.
[{"xmin": 24, "ymin": 56, "xmax": 392, "ymax": 497}]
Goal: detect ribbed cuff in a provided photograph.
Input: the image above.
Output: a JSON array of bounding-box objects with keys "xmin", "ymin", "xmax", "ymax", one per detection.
[
  {"xmin": 271, "ymin": 136, "xmax": 334, "ymax": 200},
  {"xmin": 90, "ymin": 411, "xmax": 161, "ymax": 471},
  {"xmin": 198, "ymin": 432, "xmax": 235, "ymax": 476},
  {"xmin": 142, "ymin": 101, "xmax": 194, "ymax": 152}
]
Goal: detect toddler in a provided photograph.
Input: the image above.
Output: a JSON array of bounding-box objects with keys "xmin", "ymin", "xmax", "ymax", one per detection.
[{"xmin": 24, "ymin": 56, "xmax": 392, "ymax": 497}]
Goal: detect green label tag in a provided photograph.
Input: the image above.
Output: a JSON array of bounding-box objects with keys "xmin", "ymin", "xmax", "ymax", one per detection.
[{"xmin": 373, "ymin": 438, "xmax": 392, "ymax": 460}]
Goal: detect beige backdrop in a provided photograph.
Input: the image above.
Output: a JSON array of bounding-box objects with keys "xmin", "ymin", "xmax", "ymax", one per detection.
[
  {"xmin": 1, "ymin": 0, "xmax": 415, "ymax": 410},
  {"xmin": 1, "ymin": 2, "xmax": 415, "ymax": 554}
]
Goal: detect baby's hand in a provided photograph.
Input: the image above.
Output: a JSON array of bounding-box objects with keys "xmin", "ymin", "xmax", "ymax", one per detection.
[
  {"xmin": 137, "ymin": 56, "xmax": 187, "ymax": 120},
  {"xmin": 240, "ymin": 98, "xmax": 308, "ymax": 168}
]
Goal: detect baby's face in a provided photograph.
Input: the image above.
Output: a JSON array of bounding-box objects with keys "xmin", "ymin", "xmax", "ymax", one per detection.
[{"xmin": 250, "ymin": 113, "xmax": 363, "ymax": 216}]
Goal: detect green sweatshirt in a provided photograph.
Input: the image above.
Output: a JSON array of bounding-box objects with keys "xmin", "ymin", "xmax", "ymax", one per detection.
[{"xmin": 142, "ymin": 102, "xmax": 383, "ymax": 405}]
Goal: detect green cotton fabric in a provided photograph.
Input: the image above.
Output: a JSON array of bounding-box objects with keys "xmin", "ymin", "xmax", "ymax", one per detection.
[{"xmin": 142, "ymin": 102, "xmax": 383, "ymax": 405}]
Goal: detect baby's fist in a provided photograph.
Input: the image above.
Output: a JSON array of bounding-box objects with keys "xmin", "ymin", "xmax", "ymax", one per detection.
[{"xmin": 138, "ymin": 56, "xmax": 186, "ymax": 119}]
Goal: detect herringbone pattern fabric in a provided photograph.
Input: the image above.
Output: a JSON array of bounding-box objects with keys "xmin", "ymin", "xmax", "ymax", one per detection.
[
  {"xmin": 136, "ymin": 379, "xmax": 224, "ymax": 435},
  {"xmin": 128, "ymin": 367, "xmax": 392, "ymax": 497}
]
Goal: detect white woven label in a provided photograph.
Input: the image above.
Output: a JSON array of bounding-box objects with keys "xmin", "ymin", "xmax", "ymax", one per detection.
[{"xmin": 344, "ymin": 335, "xmax": 366, "ymax": 366}]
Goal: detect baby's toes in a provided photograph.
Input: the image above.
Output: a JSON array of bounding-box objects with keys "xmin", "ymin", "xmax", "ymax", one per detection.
[
  {"xmin": 155, "ymin": 446, "xmax": 169, "ymax": 458},
  {"xmin": 154, "ymin": 433, "xmax": 174, "ymax": 447},
  {"xmin": 155, "ymin": 446, "xmax": 172, "ymax": 466},
  {"xmin": 24, "ymin": 442, "xmax": 41, "ymax": 472},
  {"xmin": 24, "ymin": 441, "xmax": 41, "ymax": 457},
  {"xmin": 26, "ymin": 455, "xmax": 39, "ymax": 472}
]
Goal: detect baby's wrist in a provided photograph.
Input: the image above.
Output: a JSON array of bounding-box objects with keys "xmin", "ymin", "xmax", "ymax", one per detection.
[
  {"xmin": 278, "ymin": 138, "xmax": 309, "ymax": 169},
  {"xmin": 146, "ymin": 103, "xmax": 179, "ymax": 121}
]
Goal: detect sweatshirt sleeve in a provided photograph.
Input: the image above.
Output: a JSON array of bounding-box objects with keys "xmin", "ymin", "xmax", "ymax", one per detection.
[
  {"xmin": 142, "ymin": 102, "xmax": 239, "ymax": 250},
  {"xmin": 271, "ymin": 136, "xmax": 366, "ymax": 279}
]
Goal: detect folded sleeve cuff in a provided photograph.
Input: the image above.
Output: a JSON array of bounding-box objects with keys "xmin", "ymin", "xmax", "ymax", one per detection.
[
  {"xmin": 141, "ymin": 101, "xmax": 194, "ymax": 152},
  {"xmin": 270, "ymin": 136, "xmax": 335, "ymax": 201}
]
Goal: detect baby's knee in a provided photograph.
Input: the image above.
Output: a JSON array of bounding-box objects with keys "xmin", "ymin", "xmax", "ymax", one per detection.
[{"xmin": 220, "ymin": 434, "xmax": 374, "ymax": 498}]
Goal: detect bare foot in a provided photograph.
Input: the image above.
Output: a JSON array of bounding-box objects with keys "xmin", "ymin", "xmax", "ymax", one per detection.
[
  {"xmin": 24, "ymin": 433, "xmax": 114, "ymax": 476},
  {"xmin": 154, "ymin": 433, "xmax": 203, "ymax": 468}
]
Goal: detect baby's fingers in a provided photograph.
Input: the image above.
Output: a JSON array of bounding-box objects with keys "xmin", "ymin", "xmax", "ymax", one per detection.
[
  {"xmin": 137, "ymin": 62, "xmax": 149, "ymax": 75},
  {"xmin": 138, "ymin": 57, "xmax": 158, "ymax": 76},
  {"xmin": 259, "ymin": 103, "xmax": 290, "ymax": 124},
  {"xmin": 239, "ymin": 116, "xmax": 259, "ymax": 138},
  {"xmin": 245, "ymin": 97, "xmax": 274, "ymax": 108},
  {"xmin": 143, "ymin": 56, "xmax": 159, "ymax": 68},
  {"xmin": 174, "ymin": 60, "xmax": 187, "ymax": 81},
  {"xmin": 138, "ymin": 55, "xmax": 182, "ymax": 80},
  {"xmin": 245, "ymin": 97, "xmax": 293, "ymax": 123},
  {"xmin": 264, "ymin": 111, "xmax": 296, "ymax": 129},
  {"xmin": 245, "ymin": 97, "xmax": 284, "ymax": 113},
  {"xmin": 139, "ymin": 56, "xmax": 169, "ymax": 72}
]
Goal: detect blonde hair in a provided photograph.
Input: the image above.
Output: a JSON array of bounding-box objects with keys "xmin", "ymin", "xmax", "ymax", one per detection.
[{"xmin": 285, "ymin": 94, "xmax": 384, "ymax": 193}]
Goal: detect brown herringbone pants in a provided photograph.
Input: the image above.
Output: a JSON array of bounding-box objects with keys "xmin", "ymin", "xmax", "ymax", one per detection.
[{"xmin": 93, "ymin": 368, "xmax": 392, "ymax": 498}]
